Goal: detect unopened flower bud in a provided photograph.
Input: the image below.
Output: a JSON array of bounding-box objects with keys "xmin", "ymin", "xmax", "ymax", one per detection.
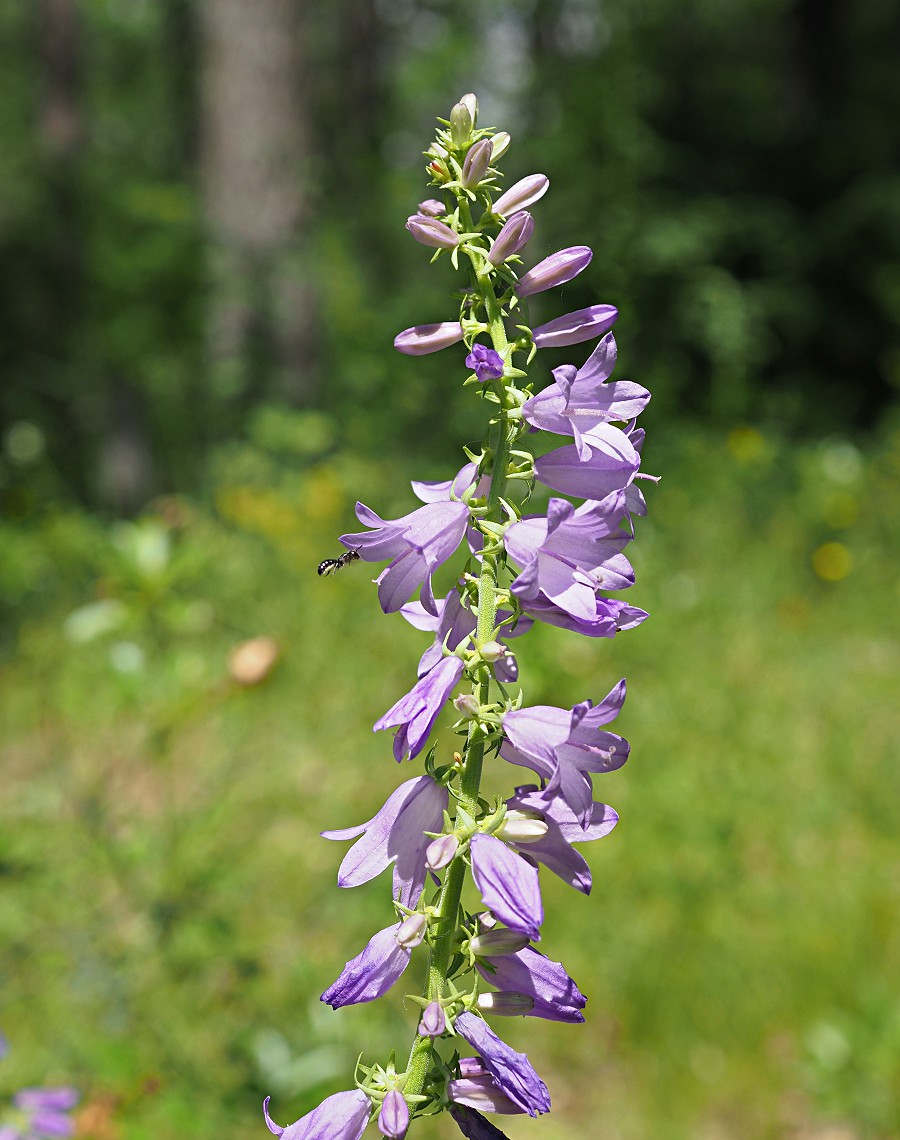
[
  {"xmin": 477, "ymin": 991, "xmax": 535, "ymax": 1015},
  {"xmin": 493, "ymin": 174, "xmax": 549, "ymax": 217},
  {"xmin": 454, "ymin": 693, "xmax": 481, "ymax": 718},
  {"xmin": 417, "ymin": 198, "xmax": 445, "ymax": 217},
  {"xmin": 394, "ymin": 322, "xmax": 464, "ymax": 356},
  {"xmin": 495, "ymin": 809, "xmax": 548, "ymax": 844},
  {"xmin": 426, "ymin": 833, "xmax": 459, "ymax": 872},
  {"xmin": 487, "ymin": 211, "xmax": 534, "ymax": 266},
  {"xmin": 450, "ymin": 100, "xmax": 474, "ymax": 147},
  {"xmin": 461, "ymin": 138, "xmax": 492, "ymax": 189},
  {"xmin": 491, "ymin": 132, "xmax": 511, "ymax": 161},
  {"xmin": 406, "ymin": 214, "xmax": 460, "ymax": 251},
  {"xmin": 396, "ymin": 913, "xmax": 428, "ymax": 949},
  {"xmin": 515, "ymin": 245, "xmax": 593, "ymax": 297},
  {"xmin": 469, "ymin": 929, "xmax": 531, "ymax": 957},
  {"xmin": 418, "ymin": 1000, "xmax": 447, "ymax": 1037},
  {"xmin": 378, "ymin": 1090, "xmax": 409, "ymax": 1139},
  {"xmin": 460, "ymin": 93, "xmax": 478, "ymax": 125},
  {"xmin": 479, "ymin": 640, "xmax": 505, "ymax": 662},
  {"xmin": 532, "ymin": 303, "xmax": 619, "ymax": 349}
]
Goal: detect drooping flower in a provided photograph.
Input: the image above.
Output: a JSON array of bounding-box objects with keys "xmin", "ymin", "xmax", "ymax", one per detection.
[
  {"xmin": 515, "ymin": 246, "xmax": 593, "ymax": 297},
  {"xmin": 374, "ymin": 655, "xmax": 465, "ymax": 761},
  {"xmin": 400, "ymin": 591, "xmax": 518, "ymax": 684},
  {"xmin": 492, "ymin": 175, "xmax": 549, "ymax": 217},
  {"xmin": 341, "ymin": 498, "xmax": 470, "ymax": 616},
  {"xmin": 449, "ymin": 1103, "xmax": 516, "ymax": 1139},
  {"xmin": 465, "ymin": 345, "xmax": 505, "ymax": 382},
  {"xmin": 378, "ymin": 1090, "xmax": 409, "ymax": 1139},
  {"xmin": 534, "ymin": 423, "xmax": 641, "ymax": 502},
  {"xmin": 263, "ymin": 1090, "xmax": 370, "ymax": 1140},
  {"xmin": 532, "ymin": 304, "xmax": 618, "ymax": 349},
  {"xmin": 406, "ymin": 214, "xmax": 460, "ymax": 250},
  {"xmin": 520, "ymin": 592, "xmax": 648, "ymax": 639},
  {"xmin": 320, "ymin": 922, "xmax": 414, "ymax": 1009},
  {"xmin": 523, "ymin": 334, "xmax": 651, "ymax": 453},
  {"xmin": 394, "ymin": 322, "xmax": 464, "ymax": 355},
  {"xmin": 504, "ymin": 784, "xmax": 618, "ymax": 893},
  {"xmin": 504, "ymin": 495, "xmax": 635, "ymax": 627},
  {"xmin": 469, "ymin": 833, "xmax": 543, "ymax": 941},
  {"xmin": 321, "ymin": 775, "xmax": 448, "ymax": 907},
  {"xmin": 454, "ymin": 1011, "xmax": 551, "ymax": 1117},
  {"xmin": 488, "ymin": 212, "xmax": 534, "ymax": 266},
  {"xmin": 501, "ymin": 682, "xmax": 630, "ymax": 826},
  {"xmin": 475, "ymin": 945, "xmax": 586, "ymax": 1023}
]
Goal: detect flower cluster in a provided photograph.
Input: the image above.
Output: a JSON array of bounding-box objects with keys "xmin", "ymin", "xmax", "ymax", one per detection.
[
  {"xmin": 0, "ymin": 1033, "xmax": 79, "ymax": 1140},
  {"xmin": 265, "ymin": 94, "xmax": 654, "ymax": 1140}
]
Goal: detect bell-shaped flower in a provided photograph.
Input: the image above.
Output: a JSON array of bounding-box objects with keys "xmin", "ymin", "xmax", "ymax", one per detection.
[
  {"xmin": 469, "ymin": 833, "xmax": 543, "ymax": 942},
  {"xmin": 320, "ymin": 921, "xmax": 414, "ymax": 1009},
  {"xmin": 321, "ymin": 775, "xmax": 448, "ymax": 907},
  {"xmin": 515, "ymin": 246, "xmax": 592, "ymax": 297},
  {"xmin": 454, "ymin": 1012, "xmax": 551, "ymax": 1117},
  {"xmin": 378, "ymin": 1090, "xmax": 409, "ymax": 1139},
  {"xmin": 406, "ymin": 214, "xmax": 460, "ymax": 250},
  {"xmin": 534, "ymin": 423, "xmax": 641, "ymax": 502},
  {"xmin": 523, "ymin": 334, "xmax": 651, "ymax": 455},
  {"xmin": 465, "ymin": 345, "xmax": 504, "ymax": 382},
  {"xmin": 492, "ymin": 174, "xmax": 549, "ymax": 217},
  {"xmin": 504, "ymin": 784, "xmax": 618, "ymax": 893},
  {"xmin": 532, "ymin": 303, "xmax": 618, "ymax": 349},
  {"xmin": 263, "ymin": 1090, "xmax": 370, "ymax": 1140},
  {"xmin": 400, "ymin": 591, "xmax": 518, "ymax": 684},
  {"xmin": 500, "ymin": 682, "xmax": 630, "ymax": 826},
  {"xmin": 374, "ymin": 655, "xmax": 465, "ymax": 761},
  {"xmin": 520, "ymin": 592, "xmax": 647, "ymax": 639},
  {"xmin": 341, "ymin": 498, "xmax": 470, "ymax": 616},
  {"xmin": 504, "ymin": 495, "xmax": 635, "ymax": 627},
  {"xmin": 475, "ymin": 945, "xmax": 586, "ymax": 1023},
  {"xmin": 394, "ymin": 322, "xmax": 464, "ymax": 355},
  {"xmin": 487, "ymin": 212, "xmax": 534, "ymax": 266}
]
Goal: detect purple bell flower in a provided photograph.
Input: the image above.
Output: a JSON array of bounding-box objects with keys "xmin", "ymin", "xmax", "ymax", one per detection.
[
  {"xmin": 504, "ymin": 494, "xmax": 635, "ymax": 626},
  {"xmin": 487, "ymin": 212, "xmax": 534, "ymax": 266},
  {"xmin": 515, "ymin": 246, "xmax": 593, "ymax": 297},
  {"xmin": 320, "ymin": 922, "xmax": 414, "ymax": 1008},
  {"xmin": 321, "ymin": 775, "xmax": 448, "ymax": 907},
  {"xmin": 406, "ymin": 214, "xmax": 460, "ymax": 250},
  {"xmin": 378, "ymin": 1090, "xmax": 409, "ymax": 1138},
  {"xmin": 394, "ymin": 322, "xmax": 464, "ymax": 355},
  {"xmin": 263, "ymin": 1090, "xmax": 370, "ymax": 1140},
  {"xmin": 465, "ymin": 344, "xmax": 505, "ymax": 382},
  {"xmin": 475, "ymin": 945, "xmax": 586, "ymax": 1023},
  {"xmin": 523, "ymin": 334, "xmax": 651, "ymax": 454},
  {"xmin": 400, "ymin": 591, "xmax": 519, "ymax": 684},
  {"xmin": 341, "ymin": 498, "xmax": 470, "ymax": 616},
  {"xmin": 532, "ymin": 303, "xmax": 618, "ymax": 349},
  {"xmin": 501, "ymin": 682, "xmax": 630, "ymax": 826},
  {"xmin": 534, "ymin": 423, "xmax": 641, "ymax": 502},
  {"xmin": 469, "ymin": 833, "xmax": 543, "ymax": 941},
  {"xmin": 454, "ymin": 1011, "xmax": 551, "ymax": 1117},
  {"xmin": 492, "ymin": 175, "xmax": 549, "ymax": 217},
  {"xmin": 520, "ymin": 592, "xmax": 648, "ymax": 638},
  {"xmin": 374, "ymin": 655, "xmax": 465, "ymax": 761}
]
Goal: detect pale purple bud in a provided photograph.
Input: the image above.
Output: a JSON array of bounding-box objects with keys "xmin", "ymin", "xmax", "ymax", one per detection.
[
  {"xmin": 426, "ymin": 833, "xmax": 459, "ymax": 871},
  {"xmin": 494, "ymin": 811, "xmax": 548, "ymax": 845},
  {"xmin": 491, "ymin": 132, "xmax": 511, "ymax": 161},
  {"xmin": 515, "ymin": 246, "xmax": 593, "ymax": 297},
  {"xmin": 492, "ymin": 175, "xmax": 549, "ymax": 217},
  {"xmin": 469, "ymin": 929, "xmax": 531, "ymax": 957},
  {"xmin": 417, "ymin": 198, "xmax": 446, "ymax": 217},
  {"xmin": 378, "ymin": 1090, "xmax": 409, "ymax": 1139},
  {"xmin": 532, "ymin": 304, "xmax": 618, "ymax": 349},
  {"xmin": 479, "ymin": 640, "xmax": 505, "ymax": 662},
  {"xmin": 465, "ymin": 344, "xmax": 504, "ymax": 382},
  {"xmin": 406, "ymin": 214, "xmax": 460, "ymax": 250},
  {"xmin": 462, "ymin": 139, "xmax": 493, "ymax": 189},
  {"xmin": 396, "ymin": 912, "xmax": 428, "ymax": 949},
  {"xmin": 448, "ymin": 1079, "xmax": 525, "ymax": 1117},
  {"xmin": 418, "ymin": 1000, "xmax": 447, "ymax": 1037},
  {"xmin": 454, "ymin": 693, "xmax": 480, "ymax": 719},
  {"xmin": 394, "ymin": 322, "xmax": 464, "ymax": 356},
  {"xmin": 487, "ymin": 212, "xmax": 534, "ymax": 266},
  {"xmin": 477, "ymin": 992, "xmax": 535, "ymax": 1016}
]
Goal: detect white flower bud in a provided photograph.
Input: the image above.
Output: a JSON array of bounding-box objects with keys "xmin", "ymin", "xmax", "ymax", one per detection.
[
  {"xmin": 490, "ymin": 132, "xmax": 511, "ymax": 161},
  {"xmin": 479, "ymin": 640, "xmax": 505, "ymax": 663},
  {"xmin": 469, "ymin": 929, "xmax": 530, "ymax": 957},
  {"xmin": 495, "ymin": 810, "xmax": 548, "ymax": 844},
  {"xmin": 425, "ymin": 833, "xmax": 459, "ymax": 872},
  {"xmin": 477, "ymin": 992, "xmax": 534, "ymax": 1015},
  {"xmin": 454, "ymin": 693, "xmax": 480, "ymax": 718},
  {"xmin": 396, "ymin": 913, "xmax": 428, "ymax": 949}
]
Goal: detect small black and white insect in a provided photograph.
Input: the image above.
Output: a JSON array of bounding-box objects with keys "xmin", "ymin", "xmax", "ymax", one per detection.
[{"xmin": 317, "ymin": 549, "xmax": 361, "ymax": 577}]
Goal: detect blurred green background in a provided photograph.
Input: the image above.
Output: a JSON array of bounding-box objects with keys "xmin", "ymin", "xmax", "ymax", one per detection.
[{"xmin": 1, "ymin": 2, "xmax": 899, "ymax": 1138}]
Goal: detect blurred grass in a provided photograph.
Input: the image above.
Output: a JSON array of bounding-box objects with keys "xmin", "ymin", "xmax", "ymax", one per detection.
[{"xmin": 1, "ymin": 421, "xmax": 899, "ymax": 1140}]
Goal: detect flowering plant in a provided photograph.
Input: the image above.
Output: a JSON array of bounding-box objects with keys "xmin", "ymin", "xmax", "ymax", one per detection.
[
  {"xmin": 0, "ymin": 1033, "xmax": 79, "ymax": 1140},
  {"xmin": 266, "ymin": 93, "xmax": 655, "ymax": 1140}
]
